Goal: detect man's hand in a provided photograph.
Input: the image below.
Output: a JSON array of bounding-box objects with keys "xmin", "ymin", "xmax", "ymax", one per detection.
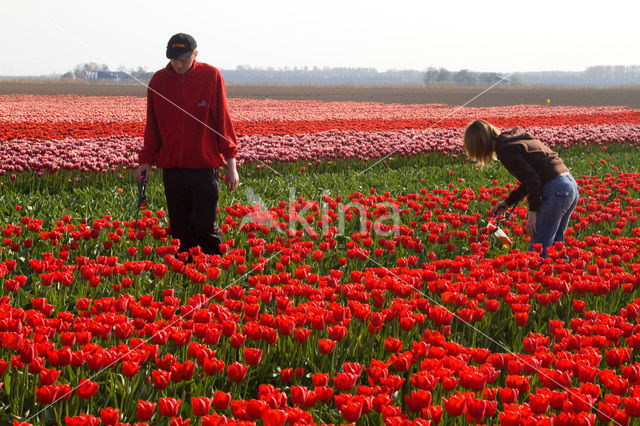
[
  {"xmin": 491, "ymin": 200, "xmax": 510, "ymax": 218},
  {"xmin": 526, "ymin": 211, "xmax": 537, "ymax": 237},
  {"xmin": 135, "ymin": 163, "xmax": 151, "ymax": 183},
  {"xmin": 225, "ymin": 158, "xmax": 239, "ymax": 191}
]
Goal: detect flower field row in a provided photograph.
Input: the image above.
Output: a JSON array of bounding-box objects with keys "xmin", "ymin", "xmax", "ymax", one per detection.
[
  {"xmin": 1, "ymin": 96, "xmax": 640, "ymax": 142},
  {"xmin": 1, "ymin": 167, "xmax": 640, "ymax": 425},
  {"xmin": 1, "ymin": 111, "xmax": 639, "ymax": 141},
  {"xmin": 2, "ymin": 124, "xmax": 640, "ymax": 175},
  {"xmin": 1, "ymin": 95, "xmax": 634, "ymax": 123}
]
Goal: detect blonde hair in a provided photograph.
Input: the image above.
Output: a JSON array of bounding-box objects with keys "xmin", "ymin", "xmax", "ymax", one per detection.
[{"xmin": 463, "ymin": 120, "xmax": 501, "ymax": 166}]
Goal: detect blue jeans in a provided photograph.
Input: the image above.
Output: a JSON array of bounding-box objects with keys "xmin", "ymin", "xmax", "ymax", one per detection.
[{"xmin": 530, "ymin": 173, "xmax": 579, "ymax": 258}]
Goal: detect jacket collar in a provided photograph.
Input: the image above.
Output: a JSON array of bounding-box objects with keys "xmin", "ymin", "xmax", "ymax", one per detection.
[{"xmin": 165, "ymin": 59, "xmax": 199, "ymax": 77}]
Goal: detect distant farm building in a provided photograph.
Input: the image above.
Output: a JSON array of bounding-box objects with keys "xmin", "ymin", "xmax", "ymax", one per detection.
[{"xmin": 86, "ymin": 71, "xmax": 133, "ymax": 82}]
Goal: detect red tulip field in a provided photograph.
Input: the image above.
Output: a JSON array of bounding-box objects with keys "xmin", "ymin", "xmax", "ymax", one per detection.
[{"xmin": 1, "ymin": 94, "xmax": 640, "ymax": 425}]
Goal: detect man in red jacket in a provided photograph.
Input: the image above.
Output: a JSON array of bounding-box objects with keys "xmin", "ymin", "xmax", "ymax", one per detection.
[{"xmin": 136, "ymin": 33, "xmax": 239, "ymax": 256}]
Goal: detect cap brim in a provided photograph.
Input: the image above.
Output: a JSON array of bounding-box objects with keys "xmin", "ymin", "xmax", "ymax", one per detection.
[{"xmin": 166, "ymin": 48, "xmax": 193, "ymax": 60}]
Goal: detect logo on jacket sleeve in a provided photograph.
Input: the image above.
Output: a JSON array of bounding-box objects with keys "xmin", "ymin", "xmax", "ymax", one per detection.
[{"xmin": 197, "ymin": 100, "xmax": 207, "ymax": 107}]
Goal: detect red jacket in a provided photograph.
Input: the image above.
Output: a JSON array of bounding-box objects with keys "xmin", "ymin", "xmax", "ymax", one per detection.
[{"xmin": 139, "ymin": 60, "xmax": 238, "ymax": 169}]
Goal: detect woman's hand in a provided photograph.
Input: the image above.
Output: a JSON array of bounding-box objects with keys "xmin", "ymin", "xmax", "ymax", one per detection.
[
  {"xmin": 491, "ymin": 200, "xmax": 510, "ymax": 218},
  {"xmin": 526, "ymin": 211, "xmax": 537, "ymax": 237},
  {"xmin": 135, "ymin": 163, "xmax": 151, "ymax": 184}
]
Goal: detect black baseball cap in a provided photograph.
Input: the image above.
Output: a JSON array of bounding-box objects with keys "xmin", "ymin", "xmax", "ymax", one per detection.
[{"xmin": 166, "ymin": 33, "xmax": 197, "ymax": 60}]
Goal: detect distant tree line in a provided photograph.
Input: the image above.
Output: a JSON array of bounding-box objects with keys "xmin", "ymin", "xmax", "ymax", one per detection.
[
  {"xmin": 221, "ymin": 66, "xmax": 427, "ymax": 86},
  {"xmin": 221, "ymin": 66, "xmax": 518, "ymax": 86},
  {"xmin": 222, "ymin": 65, "xmax": 640, "ymax": 87},
  {"xmin": 516, "ymin": 65, "xmax": 640, "ymax": 87},
  {"xmin": 423, "ymin": 67, "xmax": 516, "ymax": 85},
  {"xmin": 60, "ymin": 63, "xmax": 640, "ymax": 87},
  {"xmin": 62, "ymin": 63, "xmax": 153, "ymax": 81}
]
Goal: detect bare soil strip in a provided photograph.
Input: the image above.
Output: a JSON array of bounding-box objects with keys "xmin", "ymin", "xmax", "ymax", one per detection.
[{"xmin": 1, "ymin": 80, "xmax": 639, "ymax": 107}]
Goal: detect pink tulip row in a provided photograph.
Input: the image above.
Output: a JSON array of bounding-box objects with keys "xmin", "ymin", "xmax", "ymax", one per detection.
[
  {"xmin": 238, "ymin": 123, "xmax": 640, "ymax": 164},
  {"xmin": 0, "ymin": 95, "xmax": 635, "ymax": 123},
  {"xmin": 1, "ymin": 123, "xmax": 639, "ymax": 175},
  {"xmin": 0, "ymin": 95, "xmax": 146, "ymax": 123},
  {"xmin": 0, "ymin": 136, "xmax": 140, "ymax": 174},
  {"xmin": 228, "ymin": 100, "xmax": 637, "ymax": 122}
]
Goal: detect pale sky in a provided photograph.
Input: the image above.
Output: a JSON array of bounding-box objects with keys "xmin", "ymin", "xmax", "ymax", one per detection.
[{"xmin": 1, "ymin": 0, "xmax": 638, "ymax": 76}]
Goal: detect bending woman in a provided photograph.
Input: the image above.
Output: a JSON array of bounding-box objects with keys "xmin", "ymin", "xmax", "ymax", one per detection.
[{"xmin": 463, "ymin": 120, "xmax": 579, "ymax": 258}]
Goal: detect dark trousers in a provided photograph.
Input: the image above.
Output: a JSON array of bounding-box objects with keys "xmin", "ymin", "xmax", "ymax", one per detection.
[{"xmin": 162, "ymin": 168, "xmax": 224, "ymax": 255}]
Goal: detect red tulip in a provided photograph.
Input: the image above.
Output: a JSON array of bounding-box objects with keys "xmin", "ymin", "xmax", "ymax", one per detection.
[
  {"xmin": 312, "ymin": 373, "xmax": 329, "ymax": 386},
  {"xmin": 227, "ymin": 362, "xmax": 249, "ymax": 382},
  {"xmin": 340, "ymin": 399, "xmax": 363, "ymax": 422},
  {"xmin": 384, "ymin": 336, "xmax": 403, "ymax": 353},
  {"xmin": 318, "ymin": 338, "xmax": 336, "ymax": 354},
  {"xmin": 277, "ymin": 316, "xmax": 295, "ymax": 335},
  {"xmin": 499, "ymin": 409, "xmax": 522, "ymax": 426},
  {"xmin": 39, "ymin": 367, "xmax": 61, "ymax": 386},
  {"xmin": 505, "ymin": 375, "xmax": 531, "ymax": 395},
  {"xmin": 573, "ymin": 299, "xmax": 586, "ymax": 313},
  {"xmin": 465, "ymin": 398, "xmax": 487, "ymax": 423},
  {"xmin": 245, "ymin": 398, "xmax": 268, "ymax": 419},
  {"xmin": 152, "ymin": 369, "xmax": 171, "ymax": 390},
  {"xmin": 76, "ymin": 378, "xmax": 99, "ymax": 399},
  {"xmin": 136, "ymin": 400, "xmax": 157, "ymax": 421},
  {"xmin": 213, "ymin": 391, "xmax": 231, "ymax": 410},
  {"xmin": 427, "ymin": 405, "xmax": 443, "ymax": 424},
  {"xmin": 203, "ymin": 357, "xmax": 225, "ymax": 376},
  {"xmin": 606, "ymin": 347, "xmax": 632, "ymax": 367},
  {"xmin": 315, "ymin": 386, "xmax": 334, "ymax": 403},
  {"xmin": 170, "ymin": 416, "xmax": 190, "ymax": 426},
  {"xmin": 243, "ymin": 347, "xmax": 263, "ymax": 366},
  {"xmin": 624, "ymin": 396, "xmax": 640, "ymax": 417},
  {"xmin": 202, "ymin": 413, "xmax": 229, "ymax": 426},
  {"xmin": 294, "ymin": 328, "xmax": 311, "ymax": 343},
  {"xmin": 442, "ymin": 392, "xmax": 466, "ymax": 417},
  {"xmin": 429, "ymin": 305, "xmax": 454, "ymax": 326},
  {"xmin": 514, "ymin": 312, "xmax": 529, "ymax": 326},
  {"xmin": 290, "ymin": 386, "xmax": 318, "ymax": 408},
  {"xmin": 333, "ymin": 372, "xmax": 359, "ymax": 391},
  {"xmin": 391, "ymin": 352, "xmax": 413, "ymax": 372},
  {"xmin": 35, "ymin": 385, "xmax": 59, "ymax": 404},
  {"xmin": 498, "ymin": 387, "xmax": 519, "ymax": 404},
  {"xmin": 280, "ymin": 368, "xmax": 293, "ymax": 383},
  {"xmin": 100, "ymin": 407, "xmax": 119, "ymax": 426},
  {"xmin": 64, "ymin": 414, "xmax": 99, "ymax": 426},
  {"xmin": 262, "ymin": 409, "xmax": 287, "ymax": 426},
  {"xmin": 158, "ymin": 398, "xmax": 182, "ymax": 417},
  {"xmin": 405, "ymin": 389, "xmax": 432, "ymax": 412},
  {"xmin": 121, "ymin": 361, "xmax": 141, "ymax": 377},
  {"xmin": 230, "ymin": 333, "xmax": 246, "ymax": 348},
  {"xmin": 191, "ymin": 397, "xmax": 213, "ymax": 417}
]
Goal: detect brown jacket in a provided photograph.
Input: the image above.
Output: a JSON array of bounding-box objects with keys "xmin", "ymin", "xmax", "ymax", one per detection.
[{"xmin": 496, "ymin": 128, "xmax": 569, "ymax": 211}]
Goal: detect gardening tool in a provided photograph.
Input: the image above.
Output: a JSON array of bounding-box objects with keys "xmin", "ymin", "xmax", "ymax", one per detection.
[
  {"xmin": 133, "ymin": 171, "xmax": 148, "ymax": 235},
  {"xmin": 480, "ymin": 204, "xmax": 518, "ymax": 249}
]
